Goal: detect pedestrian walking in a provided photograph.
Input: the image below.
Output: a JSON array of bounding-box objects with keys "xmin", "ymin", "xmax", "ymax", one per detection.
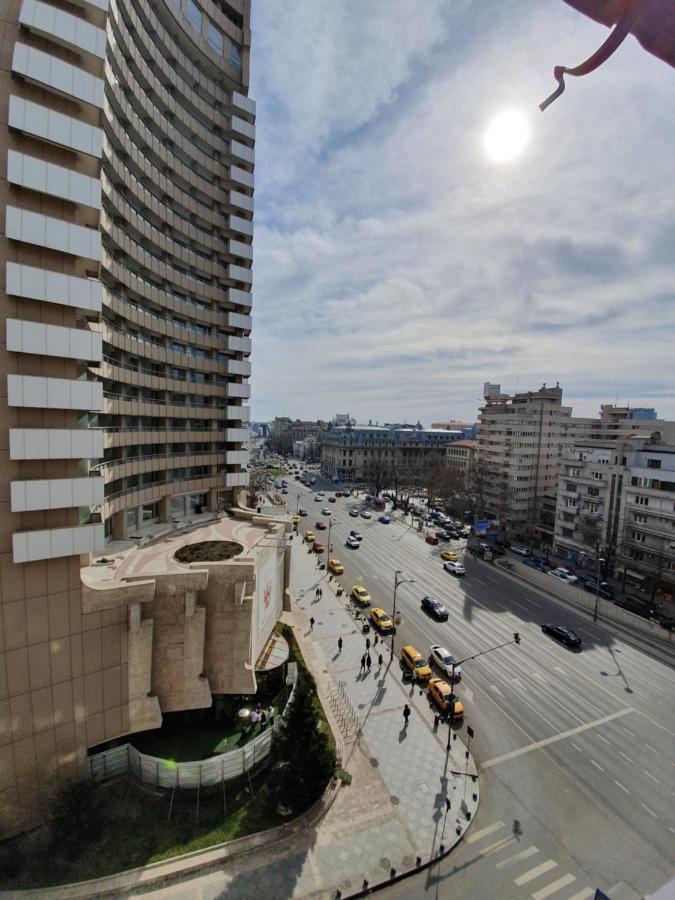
[
  {"xmin": 360, "ymin": 654, "xmax": 366, "ymax": 672},
  {"xmin": 338, "ymin": 637, "xmax": 343, "ymax": 653},
  {"xmin": 309, "ymin": 616, "xmax": 315, "ymax": 630},
  {"xmin": 365, "ymin": 637, "xmax": 371, "ymax": 651},
  {"xmin": 319, "ymin": 587, "xmax": 323, "ymax": 598},
  {"xmin": 315, "ymin": 587, "xmax": 320, "ymax": 600},
  {"xmin": 373, "ymin": 634, "xmax": 378, "ymax": 646},
  {"xmin": 366, "ymin": 653, "xmax": 372, "ymax": 671},
  {"xmin": 403, "ymin": 704, "xmax": 411, "ymax": 727},
  {"xmin": 378, "ymin": 653, "xmax": 383, "ymax": 669}
]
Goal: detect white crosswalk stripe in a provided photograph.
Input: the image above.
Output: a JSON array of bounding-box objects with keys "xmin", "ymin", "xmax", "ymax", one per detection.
[
  {"xmin": 466, "ymin": 820, "xmax": 505, "ymax": 844},
  {"xmin": 515, "ymin": 860, "xmax": 558, "ymax": 886},
  {"xmin": 496, "ymin": 845, "xmax": 539, "ymax": 868},
  {"xmin": 566, "ymin": 890, "xmax": 594, "ymax": 900},
  {"xmin": 531, "ymin": 873, "xmax": 577, "ymax": 899}
]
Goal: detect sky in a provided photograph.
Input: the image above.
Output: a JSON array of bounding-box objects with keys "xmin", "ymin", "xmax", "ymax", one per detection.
[{"xmin": 248, "ymin": 0, "xmax": 675, "ymax": 426}]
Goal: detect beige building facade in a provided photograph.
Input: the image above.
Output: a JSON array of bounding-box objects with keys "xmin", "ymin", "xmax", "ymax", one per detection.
[
  {"xmin": 446, "ymin": 439, "xmax": 478, "ymax": 485},
  {"xmin": 0, "ymin": 0, "xmax": 256, "ymax": 837}
]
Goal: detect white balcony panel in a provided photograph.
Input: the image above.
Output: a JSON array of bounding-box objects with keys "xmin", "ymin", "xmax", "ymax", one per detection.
[
  {"xmin": 12, "ymin": 44, "xmax": 104, "ymax": 108},
  {"xmin": 230, "ymin": 191, "xmax": 253, "ymax": 213},
  {"xmin": 227, "ymin": 310, "xmax": 252, "ymax": 329},
  {"xmin": 11, "ymin": 475, "xmax": 103, "ymax": 512},
  {"xmin": 6, "ymin": 262, "xmax": 102, "ymax": 312},
  {"xmin": 230, "ymin": 215, "xmax": 253, "ymax": 237},
  {"xmin": 225, "ymin": 428, "xmax": 250, "ymax": 443},
  {"xmin": 227, "ymin": 290, "xmax": 251, "ymax": 311},
  {"xmin": 227, "ymin": 382, "xmax": 251, "ymax": 399},
  {"xmin": 232, "ymin": 92, "xmax": 256, "ymax": 117},
  {"xmin": 8, "ymin": 96, "xmax": 103, "ymax": 158},
  {"xmin": 230, "ymin": 240, "xmax": 253, "ymax": 261},
  {"xmin": 7, "ymin": 375, "xmax": 103, "ymax": 410},
  {"xmin": 226, "ymin": 336, "xmax": 251, "ymax": 354},
  {"xmin": 9, "ymin": 427, "xmax": 103, "ymax": 460},
  {"xmin": 226, "ymin": 450, "xmax": 250, "ymax": 465},
  {"xmin": 13, "ymin": 523, "xmax": 104, "ymax": 562},
  {"xmin": 226, "ymin": 359, "xmax": 252, "ymax": 377},
  {"xmin": 227, "ymin": 264, "xmax": 252, "ymax": 284},
  {"xmin": 224, "ymin": 471, "xmax": 249, "ymax": 487},
  {"xmin": 230, "ymin": 141, "xmax": 254, "ymax": 165},
  {"xmin": 5, "ymin": 207, "xmax": 101, "ymax": 260},
  {"xmin": 70, "ymin": 0, "xmax": 108, "ymax": 11},
  {"xmin": 6, "ymin": 319, "xmax": 102, "ymax": 361},
  {"xmin": 231, "ymin": 116, "xmax": 255, "ymax": 141},
  {"xmin": 226, "ymin": 405, "xmax": 250, "ymax": 422},
  {"xmin": 230, "ymin": 166, "xmax": 254, "ymax": 189},
  {"xmin": 19, "ymin": 0, "xmax": 107, "ymax": 59},
  {"xmin": 7, "ymin": 150, "xmax": 101, "ymax": 209}
]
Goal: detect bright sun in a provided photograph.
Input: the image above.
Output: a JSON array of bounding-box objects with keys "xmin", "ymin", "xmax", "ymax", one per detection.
[{"xmin": 483, "ymin": 110, "xmax": 530, "ymax": 163}]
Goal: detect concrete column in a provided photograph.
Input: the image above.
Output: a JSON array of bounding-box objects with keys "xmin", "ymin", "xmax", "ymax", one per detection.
[
  {"xmin": 158, "ymin": 495, "xmax": 171, "ymax": 523},
  {"xmin": 111, "ymin": 510, "xmax": 127, "ymax": 541}
]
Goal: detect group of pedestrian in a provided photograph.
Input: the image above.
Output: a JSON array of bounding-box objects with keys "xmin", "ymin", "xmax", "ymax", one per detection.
[
  {"xmin": 315, "ymin": 586, "xmax": 323, "ymax": 601},
  {"xmin": 248, "ymin": 702, "xmax": 275, "ymax": 732},
  {"xmin": 358, "ymin": 646, "xmax": 384, "ymax": 675}
]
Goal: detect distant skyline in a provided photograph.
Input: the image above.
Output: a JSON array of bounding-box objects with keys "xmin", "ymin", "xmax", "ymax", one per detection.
[{"xmin": 249, "ymin": 1, "xmax": 675, "ymax": 424}]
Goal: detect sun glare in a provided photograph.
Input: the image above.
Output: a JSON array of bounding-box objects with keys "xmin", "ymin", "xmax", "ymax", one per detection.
[{"xmin": 483, "ymin": 110, "xmax": 530, "ymax": 163}]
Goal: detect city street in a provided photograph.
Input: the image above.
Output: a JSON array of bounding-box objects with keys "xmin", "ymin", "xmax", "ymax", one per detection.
[{"xmin": 282, "ymin": 473, "xmax": 675, "ymax": 899}]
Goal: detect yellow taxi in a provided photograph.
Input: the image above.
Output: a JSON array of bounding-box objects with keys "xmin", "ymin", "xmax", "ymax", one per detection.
[
  {"xmin": 400, "ymin": 644, "xmax": 432, "ymax": 682},
  {"xmin": 304, "ymin": 530, "xmax": 315, "ymax": 543},
  {"xmin": 328, "ymin": 558, "xmax": 344, "ymax": 575},
  {"xmin": 351, "ymin": 585, "xmax": 371, "ymax": 605},
  {"xmin": 292, "ymin": 515, "xmax": 301, "ymax": 524},
  {"xmin": 428, "ymin": 677, "xmax": 464, "ymax": 720},
  {"xmin": 370, "ymin": 607, "xmax": 393, "ymax": 633},
  {"xmin": 441, "ymin": 549, "xmax": 460, "ymax": 562}
]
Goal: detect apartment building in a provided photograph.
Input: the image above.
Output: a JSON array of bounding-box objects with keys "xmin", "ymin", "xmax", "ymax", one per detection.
[
  {"xmin": 477, "ymin": 383, "xmax": 574, "ymax": 542},
  {"xmin": 553, "ymin": 409, "xmax": 675, "ymax": 592},
  {"xmin": 1, "ymin": 0, "xmax": 255, "ymax": 836}
]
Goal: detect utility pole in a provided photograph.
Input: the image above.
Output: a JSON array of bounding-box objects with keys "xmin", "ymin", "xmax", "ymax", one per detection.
[
  {"xmin": 594, "ymin": 551, "xmax": 605, "ymax": 623},
  {"xmin": 390, "ymin": 569, "xmax": 415, "ymax": 661}
]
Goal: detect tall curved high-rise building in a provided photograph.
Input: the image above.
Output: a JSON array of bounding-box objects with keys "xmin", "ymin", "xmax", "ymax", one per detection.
[{"xmin": 0, "ymin": 0, "xmax": 254, "ymax": 836}]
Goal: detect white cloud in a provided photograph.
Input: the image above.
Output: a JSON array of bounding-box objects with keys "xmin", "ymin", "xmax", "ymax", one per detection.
[{"xmin": 249, "ymin": 1, "xmax": 675, "ymax": 423}]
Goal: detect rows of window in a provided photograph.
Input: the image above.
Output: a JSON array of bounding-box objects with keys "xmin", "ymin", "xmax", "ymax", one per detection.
[{"xmin": 178, "ymin": 0, "xmax": 242, "ymax": 69}]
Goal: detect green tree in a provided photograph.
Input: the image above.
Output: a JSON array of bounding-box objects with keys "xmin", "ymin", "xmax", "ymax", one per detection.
[{"xmin": 271, "ymin": 674, "xmax": 335, "ymax": 813}]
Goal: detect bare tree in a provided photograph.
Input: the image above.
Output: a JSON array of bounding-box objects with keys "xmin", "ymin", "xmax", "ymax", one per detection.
[
  {"xmin": 246, "ymin": 468, "xmax": 268, "ymax": 508},
  {"xmin": 363, "ymin": 454, "xmax": 392, "ymax": 497}
]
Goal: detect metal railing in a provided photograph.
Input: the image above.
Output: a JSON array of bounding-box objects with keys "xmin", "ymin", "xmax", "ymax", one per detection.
[{"xmin": 88, "ymin": 670, "xmax": 297, "ymax": 789}]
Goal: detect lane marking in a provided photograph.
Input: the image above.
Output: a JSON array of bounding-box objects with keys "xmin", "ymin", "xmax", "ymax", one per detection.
[
  {"xmin": 621, "ymin": 727, "xmax": 634, "ymax": 737},
  {"xmin": 597, "ymin": 735, "xmax": 611, "ymax": 746},
  {"xmin": 490, "ymin": 684, "xmax": 505, "ymax": 698},
  {"xmin": 643, "ymin": 770, "xmax": 660, "ymax": 785},
  {"xmin": 614, "ymin": 780, "xmax": 630, "ymax": 794},
  {"xmin": 463, "ymin": 686, "xmax": 474, "ymax": 703},
  {"xmin": 481, "ymin": 836, "xmax": 517, "ymax": 857},
  {"xmin": 618, "ymin": 750, "xmax": 634, "ymax": 764},
  {"xmin": 466, "ymin": 821, "xmax": 505, "ymax": 844},
  {"xmin": 532, "ymin": 873, "xmax": 577, "ymax": 900},
  {"xmin": 567, "ymin": 890, "xmax": 594, "ymax": 900},
  {"xmin": 496, "ymin": 845, "xmax": 539, "ymax": 869},
  {"xmin": 481, "ymin": 708, "xmax": 633, "ymax": 770},
  {"xmin": 570, "ymin": 742, "xmax": 583, "ymax": 752},
  {"xmin": 590, "ymin": 759, "xmax": 604, "ymax": 772},
  {"xmin": 645, "ymin": 743, "xmax": 658, "ymax": 754},
  {"xmin": 641, "ymin": 803, "xmax": 658, "ymax": 818},
  {"xmin": 515, "ymin": 860, "xmax": 558, "ymax": 886}
]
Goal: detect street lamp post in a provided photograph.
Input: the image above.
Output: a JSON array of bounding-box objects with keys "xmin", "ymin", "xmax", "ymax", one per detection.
[
  {"xmin": 390, "ymin": 569, "xmax": 415, "ymax": 661},
  {"xmin": 594, "ymin": 553, "xmax": 605, "ymax": 623}
]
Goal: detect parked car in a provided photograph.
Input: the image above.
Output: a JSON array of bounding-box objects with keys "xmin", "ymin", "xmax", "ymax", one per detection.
[
  {"xmin": 428, "ymin": 678, "xmax": 464, "ymax": 719},
  {"xmin": 444, "ymin": 561, "xmax": 466, "ymax": 576},
  {"xmin": 441, "ymin": 549, "xmax": 460, "ymax": 561},
  {"xmin": 429, "ymin": 645, "xmax": 462, "ymax": 680},
  {"xmin": 312, "ymin": 541, "xmax": 325, "ymax": 553},
  {"xmin": 541, "ymin": 623, "xmax": 582, "ymax": 648},
  {"xmin": 370, "ymin": 607, "xmax": 394, "ymax": 633},
  {"xmin": 523, "ymin": 557, "xmax": 545, "ymax": 570},
  {"xmin": 400, "ymin": 644, "xmax": 432, "ymax": 682},
  {"xmin": 510, "ymin": 545, "xmax": 530, "ymax": 556},
  {"xmin": 548, "ymin": 568, "xmax": 578, "ymax": 584},
  {"xmin": 298, "ymin": 508, "xmax": 308, "ymax": 516},
  {"xmin": 304, "ymin": 530, "xmax": 315, "ymax": 542},
  {"xmin": 614, "ymin": 595, "xmax": 657, "ymax": 619},
  {"xmin": 328, "ymin": 558, "xmax": 344, "ymax": 575},
  {"xmin": 425, "ymin": 535, "xmax": 439, "ymax": 546},
  {"xmin": 421, "ymin": 596, "xmax": 449, "ymax": 620},
  {"xmin": 351, "ymin": 585, "xmax": 371, "ymax": 605},
  {"xmin": 582, "ymin": 580, "xmax": 614, "ymax": 599},
  {"xmin": 436, "ymin": 531, "xmax": 451, "ymax": 541}
]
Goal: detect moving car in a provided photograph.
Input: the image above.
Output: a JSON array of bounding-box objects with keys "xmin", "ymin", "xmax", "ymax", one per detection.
[
  {"xmin": 304, "ymin": 530, "xmax": 315, "ymax": 542},
  {"xmin": 425, "ymin": 535, "xmax": 439, "ymax": 546},
  {"xmin": 329, "ymin": 496, "xmax": 336, "ymax": 503},
  {"xmin": 349, "ymin": 530, "xmax": 363, "ymax": 541},
  {"xmin": 421, "ymin": 596, "xmax": 449, "ymax": 621},
  {"xmin": 298, "ymin": 508, "xmax": 308, "ymax": 516},
  {"xmin": 361, "ymin": 510, "xmax": 372, "ymax": 519},
  {"xmin": 400, "ymin": 645, "xmax": 432, "ymax": 682},
  {"xmin": 548, "ymin": 568, "xmax": 578, "ymax": 584},
  {"xmin": 349, "ymin": 509, "xmax": 360, "ymax": 517},
  {"xmin": 312, "ymin": 541, "xmax": 325, "ymax": 553},
  {"xmin": 322, "ymin": 507, "xmax": 332, "ymax": 516},
  {"xmin": 541, "ymin": 623, "xmax": 582, "ymax": 648},
  {"xmin": 315, "ymin": 521, "xmax": 327, "ymax": 530},
  {"xmin": 429, "ymin": 645, "xmax": 462, "ymax": 680},
  {"xmin": 370, "ymin": 607, "xmax": 394, "ymax": 633},
  {"xmin": 444, "ymin": 561, "xmax": 466, "ymax": 576},
  {"xmin": 328, "ymin": 558, "xmax": 344, "ymax": 575},
  {"xmin": 428, "ymin": 678, "xmax": 464, "ymax": 719},
  {"xmin": 378, "ymin": 515, "xmax": 391, "ymax": 524},
  {"xmin": 314, "ymin": 495, "xmax": 322, "ymax": 502},
  {"xmin": 345, "ymin": 537, "xmax": 360, "ymax": 549},
  {"xmin": 440, "ymin": 549, "xmax": 460, "ymax": 561},
  {"xmin": 351, "ymin": 585, "xmax": 371, "ymax": 605}
]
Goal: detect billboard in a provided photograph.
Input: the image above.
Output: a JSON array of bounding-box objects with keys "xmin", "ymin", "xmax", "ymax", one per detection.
[
  {"xmin": 255, "ymin": 550, "xmax": 284, "ymax": 659},
  {"xmin": 474, "ymin": 519, "xmax": 500, "ymax": 536}
]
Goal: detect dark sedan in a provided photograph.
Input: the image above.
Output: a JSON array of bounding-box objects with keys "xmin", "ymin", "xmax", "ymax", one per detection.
[
  {"xmin": 541, "ymin": 624, "xmax": 582, "ymax": 648},
  {"xmin": 421, "ymin": 596, "xmax": 449, "ymax": 621}
]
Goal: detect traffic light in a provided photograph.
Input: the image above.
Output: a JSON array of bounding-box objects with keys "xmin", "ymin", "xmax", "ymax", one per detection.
[{"xmin": 513, "ymin": 632, "xmax": 521, "ymax": 644}]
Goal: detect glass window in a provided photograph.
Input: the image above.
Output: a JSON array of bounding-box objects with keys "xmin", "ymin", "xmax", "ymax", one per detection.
[
  {"xmin": 186, "ymin": 0, "xmax": 202, "ymax": 31},
  {"xmin": 171, "ymin": 496, "xmax": 185, "ymax": 516},
  {"xmin": 207, "ymin": 20, "xmax": 224, "ymax": 54},
  {"xmin": 142, "ymin": 503, "xmax": 158, "ymax": 523},
  {"xmin": 126, "ymin": 508, "xmax": 138, "ymax": 531},
  {"xmin": 229, "ymin": 40, "xmax": 242, "ymax": 69}
]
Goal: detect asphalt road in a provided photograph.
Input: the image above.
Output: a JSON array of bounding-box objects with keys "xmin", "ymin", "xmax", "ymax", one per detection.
[{"xmin": 281, "ymin": 472, "xmax": 675, "ymax": 899}]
